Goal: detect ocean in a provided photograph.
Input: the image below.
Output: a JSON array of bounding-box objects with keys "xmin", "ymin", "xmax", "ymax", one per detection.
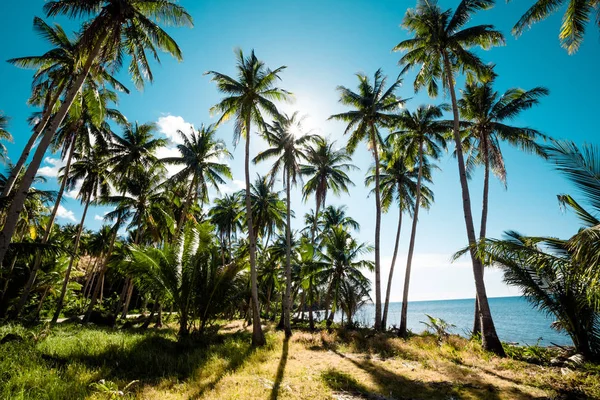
[{"xmin": 329, "ymin": 296, "xmax": 571, "ymax": 347}]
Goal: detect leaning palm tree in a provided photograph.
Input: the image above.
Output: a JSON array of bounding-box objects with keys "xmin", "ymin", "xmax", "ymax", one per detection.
[
  {"xmin": 254, "ymin": 112, "xmax": 316, "ymax": 337},
  {"xmin": 394, "ymin": 0, "xmax": 506, "ymax": 355},
  {"xmin": 366, "ymin": 146, "xmax": 434, "ymax": 330},
  {"xmin": 163, "ymin": 124, "xmax": 232, "ymax": 235},
  {"xmin": 389, "ymin": 104, "xmax": 447, "ymax": 337},
  {"xmin": 329, "ymin": 69, "xmax": 405, "ymax": 330},
  {"xmin": 52, "ymin": 146, "xmax": 111, "ymax": 323},
  {"xmin": 207, "ymin": 49, "xmax": 291, "ymax": 346},
  {"xmin": 301, "ymin": 137, "xmax": 355, "ymax": 329},
  {"xmin": 0, "ymin": 0, "xmax": 192, "ymax": 268},
  {"xmin": 458, "ymin": 77, "xmax": 547, "ymax": 335},
  {"xmin": 512, "ymin": 0, "xmax": 598, "ymax": 53},
  {"xmin": 4, "ymin": 17, "xmax": 128, "ymax": 199}
]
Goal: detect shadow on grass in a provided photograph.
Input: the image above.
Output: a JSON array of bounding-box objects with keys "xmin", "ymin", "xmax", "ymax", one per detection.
[{"xmin": 269, "ymin": 336, "xmax": 289, "ymax": 400}]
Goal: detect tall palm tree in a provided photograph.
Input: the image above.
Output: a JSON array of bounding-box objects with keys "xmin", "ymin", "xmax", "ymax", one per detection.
[
  {"xmin": 254, "ymin": 112, "xmax": 316, "ymax": 337},
  {"xmin": 301, "ymin": 137, "xmax": 355, "ymax": 329},
  {"xmin": 388, "ymin": 104, "xmax": 447, "ymax": 337},
  {"xmin": 512, "ymin": 0, "xmax": 598, "ymax": 53},
  {"xmin": 0, "ymin": 0, "xmax": 192, "ymax": 268},
  {"xmin": 458, "ymin": 77, "xmax": 547, "ymax": 335},
  {"xmin": 163, "ymin": 124, "xmax": 232, "ymax": 235},
  {"xmin": 366, "ymin": 146, "xmax": 434, "ymax": 330},
  {"xmin": 244, "ymin": 175, "xmax": 287, "ymax": 246},
  {"xmin": 329, "ymin": 69, "xmax": 405, "ymax": 330},
  {"xmin": 52, "ymin": 146, "xmax": 111, "ymax": 323},
  {"xmin": 394, "ymin": 0, "xmax": 506, "ymax": 355},
  {"xmin": 207, "ymin": 49, "xmax": 291, "ymax": 346},
  {"xmin": 0, "ymin": 113, "xmax": 12, "ymax": 165},
  {"xmin": 4, "ymin": 17, "xmax": 128, "ymax": 199}
]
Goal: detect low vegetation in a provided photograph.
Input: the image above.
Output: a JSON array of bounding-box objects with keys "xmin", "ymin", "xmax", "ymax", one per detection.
[{"xmin": 1, "ymin": 321, "xmax": 599, "ymax": 400}]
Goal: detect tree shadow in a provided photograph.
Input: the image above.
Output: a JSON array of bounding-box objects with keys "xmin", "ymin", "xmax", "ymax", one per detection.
[{"xmin": 269, "ymin": 336, "xmax": 289, "ymax": 400}]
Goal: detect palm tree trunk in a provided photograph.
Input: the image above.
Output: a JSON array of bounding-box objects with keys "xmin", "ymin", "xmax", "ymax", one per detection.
[
  {"xmin": 443, "ymin": 54, "xmax": 504, "ymax": 356},
  {"xmin": 382, "ymin": 204, "xmax": 403, "ymax": 330},
  {"xmin": 1, "ymin": 80, "xmax": 67, "ymax": 198},
  {"xmin": 284, "ymin": 169, "xmax": 292, "ymax": 337},
  {"xmin": 177, "ymin": 174, "xmax": 196, "ymax": 236},
  {"xmin": 34, "ymin": 286, "xmax": 50, "ymax": 321},
  {"xmin": 245, "ymin": 114, "xmax": 265, "ymax": 346},
  {"xmin": 84, "ymin": 226, "xmax": 118, "ymax": 322},
  {"xmin": 399, "ymin": 140, "xmax": 424, "ymax": 337},
  {"xmin": 120, "ymin": 280, "xmax": 134, "ymax": 318},
  {"xmin": 371, "ymin": 126, "xmax": 382, "ymax": 331},
  {"xmin": 0, "ymin": 30, "xmax": 109, "ymax": 269},
  {"xmin": 51, "ymin": 193, "xmax": 92, "ymax": 324},
  {"xmin": 473, "ymin": 138, "xmax": 490, "ymax": 336},
  {"xmin": 308, "ymin": 200, "xmax": 321, "ymax": 331},
  {"xmin": 13, "ymin": 135, "xmax": 77, "ymax": 318}
]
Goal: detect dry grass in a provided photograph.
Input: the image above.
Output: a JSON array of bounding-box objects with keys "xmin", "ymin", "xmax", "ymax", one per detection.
[{"xmin": 1, "ymin": 321, "xmax": 598, "ymax": 399}]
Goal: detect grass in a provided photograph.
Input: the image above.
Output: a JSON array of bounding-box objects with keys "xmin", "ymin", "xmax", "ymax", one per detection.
[{"xmin": 0, "ymin": 321, "xmax": 599, "ymax": 399}]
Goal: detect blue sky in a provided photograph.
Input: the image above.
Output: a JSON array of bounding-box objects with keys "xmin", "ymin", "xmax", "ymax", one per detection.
[{"xmin": 0, "ymin": 0, "xmax": 598, "ymax": 302}]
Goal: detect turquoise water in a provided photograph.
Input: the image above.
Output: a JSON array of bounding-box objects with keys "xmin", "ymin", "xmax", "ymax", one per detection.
[{"xmin": 330, "ymin": 296, "xmax": 571, "ymax": 347}]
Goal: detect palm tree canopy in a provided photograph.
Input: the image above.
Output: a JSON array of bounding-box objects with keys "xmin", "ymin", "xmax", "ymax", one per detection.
[
  {"xmin": 0, "ymin": 113, "xmax": 13, "ymax": 164},
  {"xmin": 44, "ymin": 0, "xmax": 193, "ymax": 89},
  {"xmin": 163, "ymin": 124, "xmax": 232, "ymax": 205},
  {"xmin": 206, "ymin": 49, "xmax": 292, "ymax": 145},
  {"xmin": 394, "ymin": 0, "xmax": 505, "ymax": 97},
  {"xmin": 301, "ymin": 137, "xmax": 356, "ymax": 209},
  {"xmin": 329, "ymin": 69, "xmax": 405, "ymax": 154}
]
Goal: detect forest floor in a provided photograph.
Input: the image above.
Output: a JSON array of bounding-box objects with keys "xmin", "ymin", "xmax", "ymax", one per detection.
[{"xmin": 1, "ymin": 320, "xmax": 599, "ymax": 400}]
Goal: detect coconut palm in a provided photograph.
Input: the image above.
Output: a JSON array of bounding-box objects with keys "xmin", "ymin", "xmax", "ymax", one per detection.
[
  {"xmin": 394, "ymin": 0, "xmax": 505, "ymax": 355},
  {"xmin": 163, "ymin": 124, "xmax": 232, "ymax": 235},
  {"xmin": 207, "ymin": 49, "xmax": 291, "ymax": 346},
  {"xmin": 300, "ymin": 137, "xmax": 355, "ymax": 329},
  {"xmin": 209, "ymin": 193, "xmax": 244, "ymax": 261},
  {"xmin": 243, "ymin": 175, "xmax": 287, "ymax": 246},
  {"xmin": 4, "ymin": 17, "xmax": 128, "ymax": 199},
  {"xmin": 366, "ymin": 146, "xmax": 434, "ymax": 330},
  {"xmin": 0, "ymin": 0, "xmax": 192, "ymax": 268},
  {"xmin": 387, "ymin": 104, "xmax": 447, "ymax": 337},
  {"xmin": 52, "ymin": 146, "xmax": 111, "ymax": 323},
  {"xmin": 512, "ymin": 0, "xmax": 598, "ymax": 53},
  {"xmin": 458, "ymin": 77, "xmax": 547, "ymax": 335},
  {"xmin": 320, "ymin": 205, "xmax": 360, "ymax": 234},
  {"xmin": 329, "ymin": 69, "xmax": 405, "ymax": 330},
  {"xmin": 254, "ymin": 112, "xmax": 316, "ymax": 337},
  {"xmin": 318, "ymin": 225, "xmax": 374, "ymax": 328}
]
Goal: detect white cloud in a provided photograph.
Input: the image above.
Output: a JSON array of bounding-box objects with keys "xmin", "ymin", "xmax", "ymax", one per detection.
[
  {"xmin": 65, "ymin": 180, "xmax": 82, "ymax": 199},
  {"xmin": 221, "ymin": 179, "xmax": 245, "ymax": 194},
  {"xmin": 155, "ymin": 145, "xmax": 184, "ymax": 178},
  {"xmin": 157, "ymin": 115, "xmax": 193, "ymax": 144},
  {"xmin": 94, "ymin": 214, "xmax": 104, "ymax": 221},
  {"xmin": 38, "ymin": 157, "xmax": 65, "ymax": 179},
  {"xmin": 56, "ymin": 205, "xmax": 76, "ymax": 222}
]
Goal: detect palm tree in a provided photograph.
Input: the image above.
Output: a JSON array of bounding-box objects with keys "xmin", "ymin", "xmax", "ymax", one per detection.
[
  {"xmin": 207, "ymin": 49, "xmax": 291, "ymax": 346},
  {"xmin": 0, "ymin": 0, "xmax": 192, "ymax": 268},
  {"xmin": 254, "ymin": 112, "xmax": 316, "ymax": 337},
  {"xmin": 209, "ymin": 193, "xmax": 243, "ymax": 261},
  {"xmin": 52, "ymin": 146, "xmax": 111, "ymax": 323},
  {"xmin": 318, "ymin": 225, "xmax": 374, "ymax": 328},
  {"xmin": 329, "ymin": 69, "xmax": 405, "ymax": 330},
  {"xmin": 389, "ymin": 104, "xmax": 447, "ymax": 337},
  {"xmin": 320, "ymin": 205, "xmax": 360, "ymax": 234},
  {"xmin": 366, "ymin": 146, "xmax": 434, "ymax": 330},
  {"xmin": 0, "ymin": 113, "xmax": 12, "ymax": 165},
  {"xmin": 301, "ymin": 137, "xmax": 355, "ymax": 329},
  {"xmin": 512, "ymin": 0, "xmax": 598, "ymax": 53},
  {"xmin": 394, "ymin": 0, "xmax": 506, "ymax": 355},
  {"xmin": 244, "ymin": 175, "xmax": 287, "ymax": 246},
  {"xmin": 4, "ymin": 17, "xmax": 128, "ymax": 199},
  {"xmin": 458, "ymin": 77, "xmax": 547, "ymax": 335},
  {"xmin": 163, "ymin": 124, "xmax": 232, "ymax": 235}
]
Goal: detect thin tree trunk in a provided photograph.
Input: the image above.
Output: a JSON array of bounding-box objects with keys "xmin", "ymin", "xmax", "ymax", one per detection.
[
  {"xmin": 0, "ymin": 30, "xmax": 109, "ymax": 269},
  {"xmin": 177, "ymin": 174, "xmax": 196, "ymax": 236},
  {"xmin": 120, "ymin": 280, "xmax": 134, "ymax": 318},
  {"xmin": 399, "ymin": 140, "xmax": 424, "ymax": 337},
  {"xmin": 473, "ymin": 137, "xmax": 490, "ymax": 337},
  {"xmin": 155, "ymin": 302, "xmax": 163, "ymax": 328},
  {"xmin": 245, "ymin": 114, "xmax": 265, "ymax": 346},
  {"xmin": 84, "ymin": 226, "xmax": 118, "ymax": 322},
  {"xmin": 284, "ymin": 169, "xmax": 292, "ymax": 337},
  {"xmin": 308, "ymin": 200, "xmax": 321, "ymax": 330},
  {"xmin": 51, "ymin": 194, "xmax": 91, "ymax": 324},
  {"xmin": 141, "ymin": 299, "xmax": 158, "ymax": 329},
  {"xmin": 34, "ymin": 287, "xmax": 50, "ymax": 321},
  {"xmin": 382, "ymin": 206, "xmax": 403, "ymax": 330},
  {"xmin": 13, "ymin": 136, "xmax": 77, "ymax": 317},
  {"xmin": 371, "ymin": 127, "xmax": 382, "ymax": 331},
  {"xmin": 443, "ymin": 54, "xmax": 504, "ymax": 356},
  {"xmin": 1, "ymin": 81, "xmax": 67, "ymax": 198}
]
